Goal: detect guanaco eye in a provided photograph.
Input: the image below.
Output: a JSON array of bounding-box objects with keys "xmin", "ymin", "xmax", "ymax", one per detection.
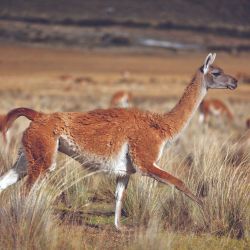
[{"xmin": 212, "ymin": 72, "xmax": 221, "ymax": 77}]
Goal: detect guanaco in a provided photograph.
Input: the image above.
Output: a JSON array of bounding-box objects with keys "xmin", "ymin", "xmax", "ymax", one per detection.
[
  {"xmin": 0, "ymin": 53, "xmax": 237, "ymax": 229},
  {"xmin": 110, "ymin": 90, "xmax": 133, "ymax": 108},
  {"xmin": 199, "ymin": 99, "xmax": 233, "ymax": 124}
]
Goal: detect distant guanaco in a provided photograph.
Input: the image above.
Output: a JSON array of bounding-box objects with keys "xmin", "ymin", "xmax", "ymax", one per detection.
[
  {"xmin": 199, "ymin": 99, "xmax": 233, "ymax": 124},
  {"xmin": 0, "ymin": 53, "xmax": 237, "ymax": 229},
  {"xmin": 110, "ymin": 90, "xmax": 133, "ymax": 108}
]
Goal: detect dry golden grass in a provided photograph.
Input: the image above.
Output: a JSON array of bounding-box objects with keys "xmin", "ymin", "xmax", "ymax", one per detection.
[{"xmin": 0, "ymin": 44, "xmax": 249, "ymax": 249}]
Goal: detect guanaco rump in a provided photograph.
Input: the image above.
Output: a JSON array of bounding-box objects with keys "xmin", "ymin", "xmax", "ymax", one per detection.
[
  {"xmin": 0, "ymin": 53, "xmax": 237, "ymax": 229},
  {"xmin": 199, "ymin": 98, "xmax": 234, "ymax": 124},
  {"xmin": 110, "ymin": 90, "xmax": 133, "ymax": 108}
]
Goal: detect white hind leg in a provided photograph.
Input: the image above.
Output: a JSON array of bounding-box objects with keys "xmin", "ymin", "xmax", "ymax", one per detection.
[{"xmin": 0, "ymin": 151, "xmax": 27, "ymax": 192}]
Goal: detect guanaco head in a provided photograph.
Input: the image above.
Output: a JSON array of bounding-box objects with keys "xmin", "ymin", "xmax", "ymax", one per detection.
[{"xmin": 201, "ymin": 53, "xmax": 238, "ymax": 90}]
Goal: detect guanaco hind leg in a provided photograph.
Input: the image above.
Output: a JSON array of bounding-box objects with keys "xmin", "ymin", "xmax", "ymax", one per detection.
[
  {"xmin": 0, "ymin": 150, "xmax": 28, "ymax": 192},
  {"xmin": 0, "ymin": 132, "xmax": 58, "ymax": 193},
  {"xmin": 22, "ymin": 130, "xmax": 59, "ymax": 190}
]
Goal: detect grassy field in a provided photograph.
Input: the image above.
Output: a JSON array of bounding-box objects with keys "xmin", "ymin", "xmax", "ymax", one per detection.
[{"xmin": 0, "ymin": 44, "xmax": 249, "ymax": 249}]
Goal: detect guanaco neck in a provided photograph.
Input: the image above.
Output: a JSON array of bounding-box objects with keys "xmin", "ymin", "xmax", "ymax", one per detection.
[{"xmin": 162, "ymin": 70, "xmax": 207, "ymax": 139}]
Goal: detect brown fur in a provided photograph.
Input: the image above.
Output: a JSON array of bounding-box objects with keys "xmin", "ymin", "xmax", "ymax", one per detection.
[{"xmin": 199, "ymin": 99, "xmax": 233, "ymax": 123}]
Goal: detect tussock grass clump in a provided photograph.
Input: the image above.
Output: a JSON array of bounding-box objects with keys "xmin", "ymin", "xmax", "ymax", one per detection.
[
  {"xmin": 0, "ymin": 184, "xmax": 58, "ymax": 249},
  {"xmin": 127, "ymin": 222, "xmax": 250, "ymax": 250},
  {"xmin": 0, "ymin": 159, "xmax": 96, "ymax": 249},
  {"xmin": 158, "ymin": 132, "xmax": 250, "ymax": 238},
  {"xmin": 190, "ymin": 133, "xmax": 250, "ymax": 238},
  {"xmin": 124, "ymin": 175, "xmax": 165, "ymax": 226},
  {"xmin": 55, "ymin": 157, "xmax": 92, "ymax": 210}
]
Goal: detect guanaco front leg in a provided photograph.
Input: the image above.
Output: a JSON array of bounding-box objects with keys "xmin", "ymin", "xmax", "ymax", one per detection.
[
  {"xmin": 139, "ymin": 163, "xmax": 203, "ymax": 208},
  {"xmin": 114, "ymin": 175, "xmax": 130, "ymax": 230}
]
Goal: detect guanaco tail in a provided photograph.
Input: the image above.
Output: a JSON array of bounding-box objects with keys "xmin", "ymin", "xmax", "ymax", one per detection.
[{"xmin": 0, "ymin": 53, "xmax": 237, "ymax": 229}]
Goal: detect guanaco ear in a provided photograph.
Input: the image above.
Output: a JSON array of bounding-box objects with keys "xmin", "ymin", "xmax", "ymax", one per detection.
[{"xmin": 203, "ymin": 53, "xmax": 216, "ymax": 74}]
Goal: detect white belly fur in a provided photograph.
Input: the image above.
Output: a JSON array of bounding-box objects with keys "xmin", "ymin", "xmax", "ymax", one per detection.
[{"xmin": 59, "ymin": 135, "xmax": 135, "ymax": 176}]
